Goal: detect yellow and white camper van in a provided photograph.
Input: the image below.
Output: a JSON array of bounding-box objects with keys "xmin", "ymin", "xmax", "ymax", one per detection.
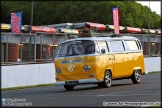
[{"xmin": 54, "ymin": 34, "xmax": 147, "ymax": 90}]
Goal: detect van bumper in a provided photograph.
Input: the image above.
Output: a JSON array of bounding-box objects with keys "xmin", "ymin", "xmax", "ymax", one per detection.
[
  {"xmin": 55, "ymin": 78, "xmax": 102, "ymax": 86},
  {"xmin": 142, "ymin": 71, "xmax": 148, "ymax": 75}
]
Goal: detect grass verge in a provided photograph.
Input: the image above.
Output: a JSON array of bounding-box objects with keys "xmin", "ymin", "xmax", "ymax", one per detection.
[
  {"xmin": 147, "ymin": 104, "xmax": 161, "ymax": 107},
  {"xmin": 1, "ymin": 83, "xmax": 54, "ymax": 91},
  {"xmin": 148, "ymin": 71, "xmax": 161, "ymax": 74}
]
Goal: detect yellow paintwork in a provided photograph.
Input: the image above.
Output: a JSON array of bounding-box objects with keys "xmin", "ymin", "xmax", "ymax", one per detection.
[{"xmin": 55, "ymin": 51, "xmax": 145, "ymax": 82}]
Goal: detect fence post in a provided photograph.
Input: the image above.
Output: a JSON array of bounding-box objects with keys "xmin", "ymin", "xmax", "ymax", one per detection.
[
  {"xmin": 40, "ymin": 34, "xmax": 42, "ymax": 59},
  {"xmin": 142, "ymin": 35, "xmax": 144, "ymax": 50},
  {"xmin": 34, "ymin": 33, "xmax": 37, "ymax": 63},
  {"xmin": 20, "ymin": 34, "xmax": 22, "ymax": 61},
  {"xmin": 159, "ymin": 36, "xmax": 161, "ymax": 54},
  {"xmin": 52, "ymin": 34, "xmax": 55, "ymax": 60},
  {"xmin": 148, "ymin": 34, "xmax": 150, "ymax": 55},
  {"xmin": 29, "ymin": 35, "xmax": 31, "ymax": 59},
  {"xmin": 64, "ymin": 33, "xmax": 67, "ymax": 40},
  {"xmin": 153, "ymin": 36, "xmax": 156, "ymax": 54},
  {"xmin": 5, "ymin": 34, "xmax": 8, "ymax": 62}
]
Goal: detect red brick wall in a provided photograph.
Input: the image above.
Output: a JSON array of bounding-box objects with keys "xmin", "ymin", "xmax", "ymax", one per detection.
[
  {"xmin": 8, "ymin": 44, "xmax": 19, "ymax": 62},
  {"xmin": 143, "ymin": 42, "xmax": 148, "ymax": 55},
  {"xmin": 143, "ymin": 42, "xmax": 161, "ymax": 55},
  {"xmin": 37, "ymin": 44, "xmax": 40, "ymax": 59}
]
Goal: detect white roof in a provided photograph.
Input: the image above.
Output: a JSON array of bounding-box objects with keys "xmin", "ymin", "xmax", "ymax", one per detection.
[{"xmin": 59, "ymin": 36, "xmax": 137, "ymax": 45}]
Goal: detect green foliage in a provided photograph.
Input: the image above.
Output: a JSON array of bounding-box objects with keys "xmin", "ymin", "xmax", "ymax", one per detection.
[
  {"xmin": 1, "ymin": 83, "xmax": 54, "ymax": 91},
  {"xmin": 1, "ymin": 1, "xmax": 161, "ymax": 28}
]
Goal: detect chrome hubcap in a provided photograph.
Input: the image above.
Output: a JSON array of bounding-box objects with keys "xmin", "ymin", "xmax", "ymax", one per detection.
[
  {"xmin": 105, "ymin": 72, "xmax": 111, "ymax": 85},
  {"xmin": 135, "ymin": 70, "xmax": 140, "ymax": 81}
]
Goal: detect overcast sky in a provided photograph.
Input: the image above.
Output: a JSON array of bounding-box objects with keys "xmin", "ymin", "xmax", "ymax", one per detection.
[{"xmin": 136, "ymin": 1, "xmax": 161, "ymax": 16}]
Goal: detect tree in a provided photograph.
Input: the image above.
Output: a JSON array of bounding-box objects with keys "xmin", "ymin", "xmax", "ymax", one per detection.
[
  {"xmin": 1, "ymin": 1, "xmax": 161, "ymax": 29},
  {"xmin": 125, "ymin": 13, "xmax": 134, "ymax": 26}
]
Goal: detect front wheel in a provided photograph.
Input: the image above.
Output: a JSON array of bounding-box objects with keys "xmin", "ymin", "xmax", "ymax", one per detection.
[
  {"xmin": 97, "ymin": 82, "xmax": 103, "ymax": 87},
  {"xmin": 131, "ymin": 70, "xmax": 141, "ymax": 84},
  {"xmin": 64, "ymin": 85, "xmax": 74, "ymax": 91},
  {"xmin": 102, "ymin": 70, "xmax": 112, "ymax": 88}
]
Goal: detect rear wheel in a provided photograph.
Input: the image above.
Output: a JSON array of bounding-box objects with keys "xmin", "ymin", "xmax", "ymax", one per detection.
[
  {"xmin": 131, "ymin": 70, "xmax": 141, "ymax": 84},
  {"xmin": 64, "ymin": 85, "xmax": 74, "ymax": 91},
  {"xmin": 101, "ymin": 70, "xmax": 112, "ymax": 88}
]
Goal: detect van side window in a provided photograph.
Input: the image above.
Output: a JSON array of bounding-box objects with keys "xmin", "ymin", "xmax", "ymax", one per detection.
[
  {"xmin": 97, "ymin": 41, "xmax": 109, "ymax": 53},
  {"xmin": 82, "ymin": 40, "xmax": 95, "ymax": 54},
  {"xmin": 124, "ymin": 40, "xmax": 139, "ymax": 51},
  {"xmin": 109, "ymin": 41, "xmax": 125, "ymax": 52}
]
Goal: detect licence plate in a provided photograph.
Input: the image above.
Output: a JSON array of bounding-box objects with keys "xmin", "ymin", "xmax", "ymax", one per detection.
[{"xmin": 65, "ymin": 81, "xmax": 79, "ymax": 85}]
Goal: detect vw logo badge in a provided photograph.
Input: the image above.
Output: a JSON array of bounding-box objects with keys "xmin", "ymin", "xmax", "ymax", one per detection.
[{"xmin": 68, "ymin": 64, "xmax": 74, "ymax": 72}]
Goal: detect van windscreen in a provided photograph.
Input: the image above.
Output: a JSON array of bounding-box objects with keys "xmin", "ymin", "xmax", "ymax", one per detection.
[{"xmin": 57, "ymin": 40, "xmax": 95, "ymax": 57}]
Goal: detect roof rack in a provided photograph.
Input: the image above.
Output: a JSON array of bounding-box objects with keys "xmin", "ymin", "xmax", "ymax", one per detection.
[{"xmin": 93, "ymin": 31, "xmax": 123, "ymax": 37}]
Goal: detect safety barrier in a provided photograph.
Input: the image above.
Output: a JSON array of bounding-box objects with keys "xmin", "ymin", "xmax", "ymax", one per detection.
[
  {"xmin": 144, "ymin": 57, "xmax": 161, "ymax": 72},
  {"xmin": 1, "ymin": 57, "xmax": 161, "ymax": 88}
]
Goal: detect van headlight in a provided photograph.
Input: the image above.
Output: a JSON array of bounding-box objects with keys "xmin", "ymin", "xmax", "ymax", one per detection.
[
  {"xmin": 84, "ymin": 65, "xmax": 90, "ymax": 72},
  {"xmin": 56, "ymin": 68, "xmax": 61, "ymax": 74}
]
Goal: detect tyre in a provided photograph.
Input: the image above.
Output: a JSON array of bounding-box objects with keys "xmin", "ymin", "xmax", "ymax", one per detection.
[
  {"xmin": 102, "ymin": 70, "xmax": 112, "ymax": 88},
  {"xmin": 131, "ymin": 70, "xmax": 141, "ymax": 84},
  {"xmin": 97, "ymin": 82, "xmax": 103, "ymax": 87},
  {"xmin": 64, "ymin": 85, "xmax": 74, "ymax": 91}
]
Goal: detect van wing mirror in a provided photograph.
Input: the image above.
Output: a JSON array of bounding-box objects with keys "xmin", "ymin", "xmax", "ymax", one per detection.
[{"xmin": 101, "ymin": 48, "xmax": 105, "ymax": 54}]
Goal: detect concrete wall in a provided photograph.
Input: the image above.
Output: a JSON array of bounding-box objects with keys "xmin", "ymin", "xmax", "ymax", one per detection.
[
  {"xmin": 1, "ymin": 57, "xmax": 161, "ymax": 88},
  {"xmin": 2, "ymin": 63, "xmax": 56, "ymax": 88},
  {"xmin": 144, "ymin": 57, "xmax": 161, "ymax": 72}
]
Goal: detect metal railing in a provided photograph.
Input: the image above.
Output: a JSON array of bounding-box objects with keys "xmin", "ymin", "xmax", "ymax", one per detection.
[{"xmin": 1, "ymin": 32, "xmax": 161, "ymax": 65}]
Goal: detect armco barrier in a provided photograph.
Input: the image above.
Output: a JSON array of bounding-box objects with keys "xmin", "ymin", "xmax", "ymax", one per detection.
[{"xmin": 1, "ymin": 57, "xmax": 161, "ymax": 88}]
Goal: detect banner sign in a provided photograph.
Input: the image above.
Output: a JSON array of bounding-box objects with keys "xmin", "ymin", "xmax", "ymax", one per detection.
[
  {"xmin": 112, "ymin": 7, "xmax": 120, "ymax": 34},
  {"xmin": 11, "ymin": 12, "xmax": 22, "ymax": 35}
]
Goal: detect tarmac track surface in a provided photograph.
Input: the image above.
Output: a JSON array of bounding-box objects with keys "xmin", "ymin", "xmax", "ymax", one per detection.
[{"xmin": 2, "ymin": 73, "xmax": 161, "ymax": 107}]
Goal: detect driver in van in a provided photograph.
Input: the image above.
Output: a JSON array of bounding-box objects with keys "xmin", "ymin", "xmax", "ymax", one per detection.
[{"xmin": 78, "ymin": 23, "xmax": 92, "ymax": 37}]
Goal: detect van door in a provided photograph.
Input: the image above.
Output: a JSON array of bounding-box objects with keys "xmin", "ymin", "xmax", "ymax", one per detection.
[
  {"xmin": 123, "ymin": 40, "xmax": 142, "ymax": 75},
  {"xmin": 96, "ymin": 41, "xmax": 113, "ymax": 80},
  {"xmin": 109, "ymin": 40, "xmax": 128, "ymax": 78}
]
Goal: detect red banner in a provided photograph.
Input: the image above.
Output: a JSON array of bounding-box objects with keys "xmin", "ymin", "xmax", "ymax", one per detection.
[
  {"xmin": 11, "ymin": 12, "xmax": 22, "ymax": 35},
  {"xmin": 112, "ymin": 7, "xmax": 120, "ymax": 34}
]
